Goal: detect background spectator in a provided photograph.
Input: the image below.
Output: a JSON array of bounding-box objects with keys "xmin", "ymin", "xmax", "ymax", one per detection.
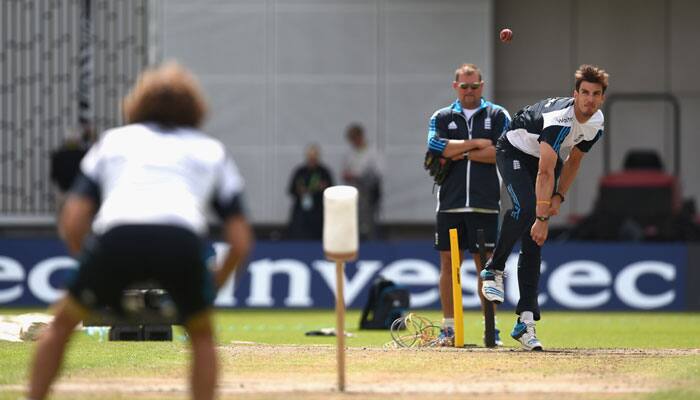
[
  {"xmin": 342, "ymin": 123, "xmax": 382, "ymax": 240},
  {"xmin": 286, "ymin": 144, "xmax": 333, "ymax": 240}
]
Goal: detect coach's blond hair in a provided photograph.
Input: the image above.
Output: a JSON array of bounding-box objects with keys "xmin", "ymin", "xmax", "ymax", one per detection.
[
  {"xmin": 575, "ymin": 64, "xmax": 609, "ymax": 93},
  {"xmin": 123, "ymin": 61, "xmax": 207, "ymax": 128},
  {"xmin": 454, "ymin": 63, "xmax": 482, "ymax": 82}
]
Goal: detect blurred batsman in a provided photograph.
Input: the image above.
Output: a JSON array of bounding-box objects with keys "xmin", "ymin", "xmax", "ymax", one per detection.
[
  {"xmin": 480, "ymin": 65, "xmax": 609, "ymax": 351},
  {"xmin": 27, "ymin": 62, "xmax": 253, "ymax": 400}
]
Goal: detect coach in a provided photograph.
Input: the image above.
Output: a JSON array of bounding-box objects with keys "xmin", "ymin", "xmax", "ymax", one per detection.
[{"xmin": 426, "ymin": 63, "xmax": 511, "ymax": 346}]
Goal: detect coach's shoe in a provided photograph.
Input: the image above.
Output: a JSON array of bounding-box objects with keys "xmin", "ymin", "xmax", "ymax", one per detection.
[
  {"xmin": 511, "ymin": 319, "xmax": 543, "ymax": 351},
  {"xmin": 480, "ymin": 268, "xmax": 505, "ymax": 304},
  {"xmin": 438, "ymin": 327, "xmax": 455, "ymax": 347}
]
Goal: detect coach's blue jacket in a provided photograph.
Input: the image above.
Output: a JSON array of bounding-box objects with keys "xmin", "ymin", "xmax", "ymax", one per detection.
[{"xmin": 427, "ymin": 98, "xmax": 511, "ymax": 212}]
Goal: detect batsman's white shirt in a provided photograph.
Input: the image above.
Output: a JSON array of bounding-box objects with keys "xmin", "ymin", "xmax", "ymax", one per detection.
[{"xmin": 80, "ymin": 123, "xmax": 244, "ymax": 235}]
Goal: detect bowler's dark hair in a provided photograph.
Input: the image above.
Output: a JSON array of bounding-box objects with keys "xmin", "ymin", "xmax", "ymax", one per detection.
[
  {"xmin": 575, "ymin": 64, "xmax": 609, "ymax": 93},
  {"xmin": 123, "ymin": 62, "xmax": 207, "ymax": 128}
]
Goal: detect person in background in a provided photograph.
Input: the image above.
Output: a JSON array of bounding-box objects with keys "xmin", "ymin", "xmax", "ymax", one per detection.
[
  {"xmin": 26, "ymin": 62, "xmax": 253, "ymax": 400},
  {"xmin": 342, "ymin": 123, "xmax": 382, "ymax": 240},
  {"xmin": 286, "ymin": 143, "xmax": 334, "ymax": 239}
]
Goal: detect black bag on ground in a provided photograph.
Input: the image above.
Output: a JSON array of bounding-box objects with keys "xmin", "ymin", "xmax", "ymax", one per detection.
[{"xmin": 359, "ymin": 277, "xmax": 410, "ymax": 330}]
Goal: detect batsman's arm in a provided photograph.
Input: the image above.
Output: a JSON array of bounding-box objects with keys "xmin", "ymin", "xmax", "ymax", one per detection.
[
  {"xmin": 59, "ymin": 194, "xmax": 97, "ymax": 255},
  {"xmin": 214, "ymin": 215, "xmax": 253, "ymax": 290},
  {"xmin": 59, "ymin": 170, "xmax": 101, "ymax": 255}
]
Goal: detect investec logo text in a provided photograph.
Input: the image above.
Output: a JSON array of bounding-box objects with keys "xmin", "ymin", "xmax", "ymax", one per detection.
[{"xmin": 0, "ymin": 244, "xmax": 677, "ymax": 310}]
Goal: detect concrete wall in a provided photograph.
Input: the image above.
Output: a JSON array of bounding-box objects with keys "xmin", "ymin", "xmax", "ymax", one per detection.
[
  {"xmin": 156, "ymin": 0, "xmax": 494, "ymax": 224},
  {"xmin": 495, "ymin": 0, "xmax": 700, "ymax": 220},
  {"xmin": 156, "ymin": 0, "xmax": 700, "ymax": 225}
]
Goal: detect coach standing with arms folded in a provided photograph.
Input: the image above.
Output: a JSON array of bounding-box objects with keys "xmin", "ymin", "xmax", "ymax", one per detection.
[
  {"xmin": 481, "ymin": 65, "xmax": 609, "ymax": 351},
  {"xmin": 26, "ymin": 62, "xmax": 253, "ymax": 400},
  {"xmin": 426, "ymin": 63, "xmax": 510, "ymax": 346}
]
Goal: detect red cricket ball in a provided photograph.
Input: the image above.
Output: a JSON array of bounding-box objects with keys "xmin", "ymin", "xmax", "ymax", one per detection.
[{"xmin": 499, "ymin": 28, "xmax": 513, "ymax": 43}]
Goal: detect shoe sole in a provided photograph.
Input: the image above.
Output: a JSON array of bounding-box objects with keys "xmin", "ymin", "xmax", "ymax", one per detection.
[
  {"xmin": 482, "ymin": 287, "xmax": 504, "ymax": 304},
  {"xmin": 517, "ymin": 341, "xmax": 543, "ymax": 351}
]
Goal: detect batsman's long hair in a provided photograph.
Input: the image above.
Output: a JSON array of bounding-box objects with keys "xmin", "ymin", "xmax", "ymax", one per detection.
[{"xmin": 123, "ymin": 61, "xmax": 207, "ymax": 128}]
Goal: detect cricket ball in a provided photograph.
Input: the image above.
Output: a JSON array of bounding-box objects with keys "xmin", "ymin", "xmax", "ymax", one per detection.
[{"xmin": 499, "ymin": 28, "xmax": 513, "ymax": 43}]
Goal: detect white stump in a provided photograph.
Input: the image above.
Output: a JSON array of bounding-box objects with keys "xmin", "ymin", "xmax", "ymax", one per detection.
[{"xmin": 323, "ymin": 186, "xmax": 358, "ymax": 392}]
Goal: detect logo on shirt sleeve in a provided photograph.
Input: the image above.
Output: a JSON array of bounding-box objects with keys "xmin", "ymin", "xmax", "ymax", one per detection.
[{"xmin": 513, "ymin": 160, "xmax": 521, "ymax": 170}]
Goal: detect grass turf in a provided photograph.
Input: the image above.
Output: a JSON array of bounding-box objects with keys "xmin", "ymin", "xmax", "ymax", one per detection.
[{"xmin": 0, "ymin": 309, "xmax": 699, "ymax": 399}]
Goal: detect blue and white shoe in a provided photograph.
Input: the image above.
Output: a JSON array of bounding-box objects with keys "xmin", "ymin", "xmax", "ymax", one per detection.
[
  {"xmin": 494, "ymin": 328, "xmax": 503, "ymax": 346},
  {"xmin": 438, "ymin": 327, "xmax": 455, "ymax": 347},
  {"xmin": 483, "ymin": 328, "xmax": 504, "ymax": 347},
  {"xmin": 511, "ymin": 319, "xmax": 543, "ymax": 351},
  {"xmin": 480, "ymin": 268, "xmax": 505, "ymax": 304}
]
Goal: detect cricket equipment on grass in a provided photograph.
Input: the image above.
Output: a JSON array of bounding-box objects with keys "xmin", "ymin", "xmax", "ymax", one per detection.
[
  {"xmin": 323, "ymin": 185, "xmax": 359, "ymax": 392},
  {"xmin": 359, "ymin": 277, "xmax": 410, "ymax": 330},
  {"xmin": 388, "ymin": 313, "xmax": 441, "ymax": 348},
  {"xmin": 511, "ymin": 319, "xmax": 543, "ymax": 351},
  {"xmin": 480, "ymin": 268, "xmax": 505, "ymax": 304},
  {"xmin": 448, "ymin": 228, "xmax": 465, "ymax": 348},
  {"xmin": 83, "ymin": 287, "xmax": 175, "ymax": 341}
]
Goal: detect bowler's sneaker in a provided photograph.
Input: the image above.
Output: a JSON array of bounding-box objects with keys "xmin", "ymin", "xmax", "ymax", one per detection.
[
  {"xmin": 438, "ymin": 327, "xmax": 455, "ymax": 347},
  {"xmin": 511, "ymin": 320, "xmax": 543, "ymax": 351},
  {"xmin": 480, "ymin": 269, "xmax": 505, "ymax": 303}
]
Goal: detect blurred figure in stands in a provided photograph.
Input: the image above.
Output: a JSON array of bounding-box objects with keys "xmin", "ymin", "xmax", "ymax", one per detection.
[
  {"xmin": 342, "ymin": 123, "xmax": 382, "ymax": 240},
  {"xmin": 286, "ymin": 143, "xmax": 333, "ymax": 239}
]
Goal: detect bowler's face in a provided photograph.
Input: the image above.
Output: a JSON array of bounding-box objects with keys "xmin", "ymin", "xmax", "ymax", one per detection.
[
  {"xmin": 453, "ymin": 73, "xmax": 483, "ymax": 110},
  {"xmin": 574, "ymin": 81, "xmax": 605, "ymax": 119}
]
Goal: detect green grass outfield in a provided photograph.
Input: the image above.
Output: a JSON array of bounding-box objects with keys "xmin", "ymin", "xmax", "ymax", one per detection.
[{"xmin": 1, "ymin": 309, "xmax": 699, "ymax": 400}]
